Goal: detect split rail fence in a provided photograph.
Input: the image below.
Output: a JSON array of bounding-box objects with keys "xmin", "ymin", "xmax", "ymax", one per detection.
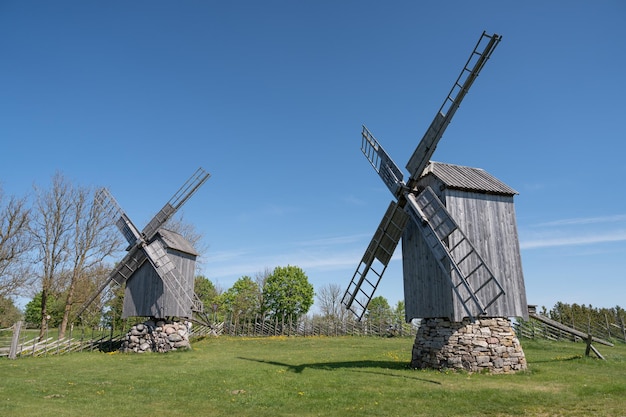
[
  {"xmin": 514, "ymin": 312, "xmax": 626, "ymax": 344},
  {"xmin": 0, "ymin": 322, "xmax": 125, "ymax": 359},
  {"xmin": 3, "ymin": 310, "xmax": 624, "ymax": 359},
  {"xmin": 1, "ymin": 317, "xmax": 413, "ymax": 359}
]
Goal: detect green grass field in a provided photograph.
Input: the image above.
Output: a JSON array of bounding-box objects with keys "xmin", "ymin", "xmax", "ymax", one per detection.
[{"xmin": 1, "ymin": 336, "xmax": 625, "ymax": 416}]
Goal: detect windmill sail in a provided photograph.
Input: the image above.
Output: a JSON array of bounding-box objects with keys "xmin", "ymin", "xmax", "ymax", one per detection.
[
  {"xmin": 142, "ymin": 167, "xmax": 210, "ymax": 240},
  {"xmin": 342, "ymin": 201, "xmax": 409, "ymax": 320},
  {"xmin": 95, "ymin": 188, "xmax": 141, "ymax": 246},
  {"xmin": 77, "ymin": 167, "xmax": 210, "ymax": 320},
  {"xmin": 405, "ymin": 187, "xmax": 505, "ymax": 319},
  {"xmin": 143, "ymin": 239, "xmax": 198, "ymax": 315},
  {"xmin": 360, "ymin": 125, "xmax": 404, "ymax": 196},
  {"xmin": 74, "ymin": 247, "xmax": 148, "ymax": 319},
  {"xmin": 344, "ymin": 32, "xmax": 503, "ymax": 322},
  {"xmin": 406, "ymin": 32, "xmax": 501, "ymax": 181}
]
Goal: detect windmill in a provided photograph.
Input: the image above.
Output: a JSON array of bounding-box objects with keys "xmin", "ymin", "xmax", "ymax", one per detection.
[
  {"xmin": 76, "ymin": 167, "xmax": 210, "ymax": 320},
  {"xmin": 342, "ymin": 32, "xmax": 529, "ymax": 372}
]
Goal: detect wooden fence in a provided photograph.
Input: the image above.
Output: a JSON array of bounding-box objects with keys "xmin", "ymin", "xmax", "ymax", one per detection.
[
  {"xmin": 514, "ymin": 311, "xmax": 626, "ymax": 344},
  {"xmin": 0, "ymin": 322, "xmax": 125, "ymax": 359},
  {"xmin": 194, "ymin": 315, "xmax": 417, "ymax": 338},
  {"xmin": 6, "ymin": 310, "xmax": 622, "ymax": 359},
  {"xmin": 1, "ymin": 317, "xmax": 414, "ymax": 359}
]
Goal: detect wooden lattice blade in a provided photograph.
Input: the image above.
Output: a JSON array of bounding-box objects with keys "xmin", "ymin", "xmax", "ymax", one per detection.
[
  {"xmin": 406, "ymin": 32, "xmax": 501, "ymax": 180},
  {"xmin": 94, "ymin": 188, "xmax": 141, "ymax": 246},
  {"xmin": 342, "ymin": 201, "xmax": 409, "ymax": 320},
  {"xmin": 142, "ymin": 167, "xmax": 210, "ymax": 240}
]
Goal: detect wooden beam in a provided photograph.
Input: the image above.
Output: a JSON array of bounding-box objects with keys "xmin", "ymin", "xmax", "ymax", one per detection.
[{"xmin": 529, "ymin": 312, "xmax": 614, "ymax": 347}]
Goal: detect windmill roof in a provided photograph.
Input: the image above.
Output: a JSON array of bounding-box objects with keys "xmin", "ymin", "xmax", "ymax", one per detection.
[
  {"xmin": 421, "ymin": 162, "xmax": 518, "ymax": 195},
  {"xmin": 157, "ymin": 228, "xmax": 199, "ymax": 256}
]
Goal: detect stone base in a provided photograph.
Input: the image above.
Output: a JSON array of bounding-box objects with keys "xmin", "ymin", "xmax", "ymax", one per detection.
[
  {"xmin": 411, "ymin": 317, "xmax": 526, "ymax": 374},
  {"xmin": 120, "ymin": 319, "xmax": 192, "ymax": 353}
]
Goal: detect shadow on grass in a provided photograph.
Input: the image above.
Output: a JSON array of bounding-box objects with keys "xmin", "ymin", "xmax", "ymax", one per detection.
[
  {"xmin": 529, "ymin": 355, "xmax": 584, "ymax": 364},
  {"xmin": 238, "ymin": 357, "xmax": 441, "ymax": 385}
]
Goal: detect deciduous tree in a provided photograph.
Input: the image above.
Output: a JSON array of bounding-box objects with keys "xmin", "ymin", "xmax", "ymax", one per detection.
[
  {"xmin": 262, "ymin": 265, "xmax": 314, "ymax": 321},
  {"xmin": 58, "ymin": 185, "xmax": 118, "ymax": 338},
  {"xmin": 366, "ymin": 296, "xmax": 392, "ymax": 328},
  {"xmin": 0, "ymin": 189, "xmax": 32, "ymax": 299},
  {"xmin": 30, "ymin": 173, "xmax": 73, "ymax": 339},
  {"xmin": 221, "ymin": 276, "xmax": 260, "ymax": 322},
  {"xmin": 0, "ymin": 296, "xmax": 22, "ymax": 327},
  {"xmin": 316, "ymin": 282, "xmax": 346, "ymax": 321}
]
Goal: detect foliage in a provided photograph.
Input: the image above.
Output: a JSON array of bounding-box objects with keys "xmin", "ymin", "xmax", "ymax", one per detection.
[
  {"xmin": 2, "ymin": 338, "xmax": 626, "ymax": 416},
  {"xmin": 366, "ymin": 296, "xmax": 393, "ymax": 327},
  {"xmin": 102, "ymin": 285, "xmax": 125, "ymax": 330},
  {"xmin": 194, "ymin": 276, "xmax": 219, "ymax": 311},
  {"xmin": 262, "ymin": 265, "xmax": 314, "ymax": 321},
  {"xmin": 393, "ymin": 300, "xmax": 405, "ymax": 324},
  {"xmin": 57, "ymin": 182, "xmax": 119, "ymax": 338},
  {"xmin": 549, "ymin": 302, "xmax": 626, "ymax": 327},
  {"xmin": 220, "ymin": 276, "xmax": 261, "ymax": 321},
  {"xmin": 23, "ymin": 292, "xmax": 64, "ymax": 328},
  {"xmin": 0, "ymin": 296, "xmax": 21, "ymax": 327}
]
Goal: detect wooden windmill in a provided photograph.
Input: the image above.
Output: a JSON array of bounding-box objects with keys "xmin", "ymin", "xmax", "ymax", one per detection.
[
  {"xmin": 77, "ymin": 168, "xmax": 210, "ymax": 320},
  {"xmin": 342, "ymin": 32, "xmax": 528, "ymax": 325}
]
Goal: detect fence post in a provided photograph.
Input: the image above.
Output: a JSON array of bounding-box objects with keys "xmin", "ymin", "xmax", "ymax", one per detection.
[{"xmin": 9, "ymin": 321, "xmax": 23, "ymax": 359}]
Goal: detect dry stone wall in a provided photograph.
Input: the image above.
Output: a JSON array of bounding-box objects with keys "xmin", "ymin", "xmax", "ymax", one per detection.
[
  {"xmin": 411, "ymin": 317, "xmax": 527, "ymax": 373},
  {"xmin": 121, "ymin": 319, "xmax": 191, "ymax": 353}
]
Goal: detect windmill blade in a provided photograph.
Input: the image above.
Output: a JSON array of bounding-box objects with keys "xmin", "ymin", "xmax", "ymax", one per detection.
[
  {"xmin": 361, "ymin": 125, "xmax": 405, "ymax": 196},
  {"xmin": 75, "ymin": 246, "xmax": 148, "ymax": 319},
  {"xmin": 143, "ymin": 239, "xmax": 196, "ymax": 317},
  {"xmin": 95, "ymin": 188, "xmax": 141, "ymax": 246},
  {"xmin": 342, "ymin": 201, "xmax": 410, "ymax": 320},
  {"xmin": 404, "ymin": 187, "xmax": 505, "ymax": 320},
  {"xmin": 142, "ymin": 167, "xmax": 211, "ymax": 240},
  {"xmin": 406, "ymin": 31, "xmax": 501, "ymax": 182},
  {"xmin": 109, "ymin": 245, "xmax": 149, "ymax": 285}
]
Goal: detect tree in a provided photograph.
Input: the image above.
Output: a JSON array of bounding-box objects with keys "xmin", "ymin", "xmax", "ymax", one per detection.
[
  {"xmin": 255, "ymin": 267, "xmax": 272, "ymax": 316},
  {"xmin": 194, "ymin": 275, "xmax": 221, "ymax": 322},
  {"xmin": 366, "ymin": 296, "xmax": 392, "ymax": 329},
  {"xmin": 75, "ymin": 264, "xmax": 112, "ymax": 328},
  {"xmin": 102, "ymin": 284, "xmax": 125, "ymax": 330},
  {"xmin": 58, "ymin": 185, "xmax": 118, "ymax": 338},
  {"xmin": 0, "ymin": 189, "xmax": 32, "ymax": 299},
  {"xmin": 316, "ymin": 282, "xmax": 346, "ymax": 320},
  {"xmin": 262, "ymin": 265, "xmax": 314, "ymax": 321},
  {"xmin": 393, "ymin": 300, "xmax": 405, "ymax": 324},
  {"xmin": 24, "ymin": 291, "xmax": 64, "ymax": 328},
  {"xmin": 221, "ymin": 276, "xmax": 260, "ymax": 322},
  {"xmin": 195, "ymin": 276, "xmax": 219, "ymax": 308},
  {"xmin": 0, "ymin": 296, "xmax": 22, "ymax": 327},
  {"xmin": 30, "ymin": 172, "xmax": 73, "ymax": 339}
]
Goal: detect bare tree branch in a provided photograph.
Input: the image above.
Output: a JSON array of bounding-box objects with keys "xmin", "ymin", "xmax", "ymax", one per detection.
[
  {"xmin": 0, "ymin": 189, "xmax": 32, "ymax": 299},
  {"xmin": 30, "ymin": 172, "xmax": 74, "ymax": 339},
  {"xmin": 58, "ymin": 184, "xmax": 120, "ymax": 338}
]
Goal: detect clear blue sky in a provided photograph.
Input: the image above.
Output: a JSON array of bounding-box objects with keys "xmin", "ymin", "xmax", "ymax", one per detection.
[{"xmin": 2, "ymin": 1, "xmax": 625, "ymax": 314}]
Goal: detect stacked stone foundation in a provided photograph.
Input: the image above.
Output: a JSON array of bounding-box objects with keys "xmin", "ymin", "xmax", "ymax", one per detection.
[
  {"xmin": 411, "ymin": 317, "xmax": 526, "ymax": 374},
  {"xmin": 120, "ymin": 319, "xmax": 191, "ymax": 353}
]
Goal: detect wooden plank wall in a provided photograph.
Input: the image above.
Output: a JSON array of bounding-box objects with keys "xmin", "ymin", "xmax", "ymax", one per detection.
[
  {"xmin": 123, "ymin": 248, "xmax": 196, "ymax": 318},
  {"xmin": 403, "ymin": 181, "xmax": 527, "ymax": 321}
]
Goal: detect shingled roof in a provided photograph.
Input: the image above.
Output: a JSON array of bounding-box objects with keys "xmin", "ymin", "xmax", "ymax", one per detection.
[
  {"xmin": 421, "ymin": 162, "xmax": 518, "ymax": 196},
  {"xmin": 157, "ymin": 228, "xmax": 198, "ymax": 256}
]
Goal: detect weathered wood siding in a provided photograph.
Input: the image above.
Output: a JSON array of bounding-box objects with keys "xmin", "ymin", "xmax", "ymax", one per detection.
[
  {"xmin": 123, "ymin": 234, "xmax": 197, "ymax": 319},
  {"xmin": 403, "ymin": 178, "xmax": 527, "ymax": 321},
  {"xmin": 446, "ymin": 189, "xmax": 527, "ymax": 320}
]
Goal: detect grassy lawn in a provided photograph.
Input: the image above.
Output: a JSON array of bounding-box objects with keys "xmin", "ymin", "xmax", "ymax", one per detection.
[{"xmin": 1, "ymin": 335, "xmax": 625, "ymax": 416}]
